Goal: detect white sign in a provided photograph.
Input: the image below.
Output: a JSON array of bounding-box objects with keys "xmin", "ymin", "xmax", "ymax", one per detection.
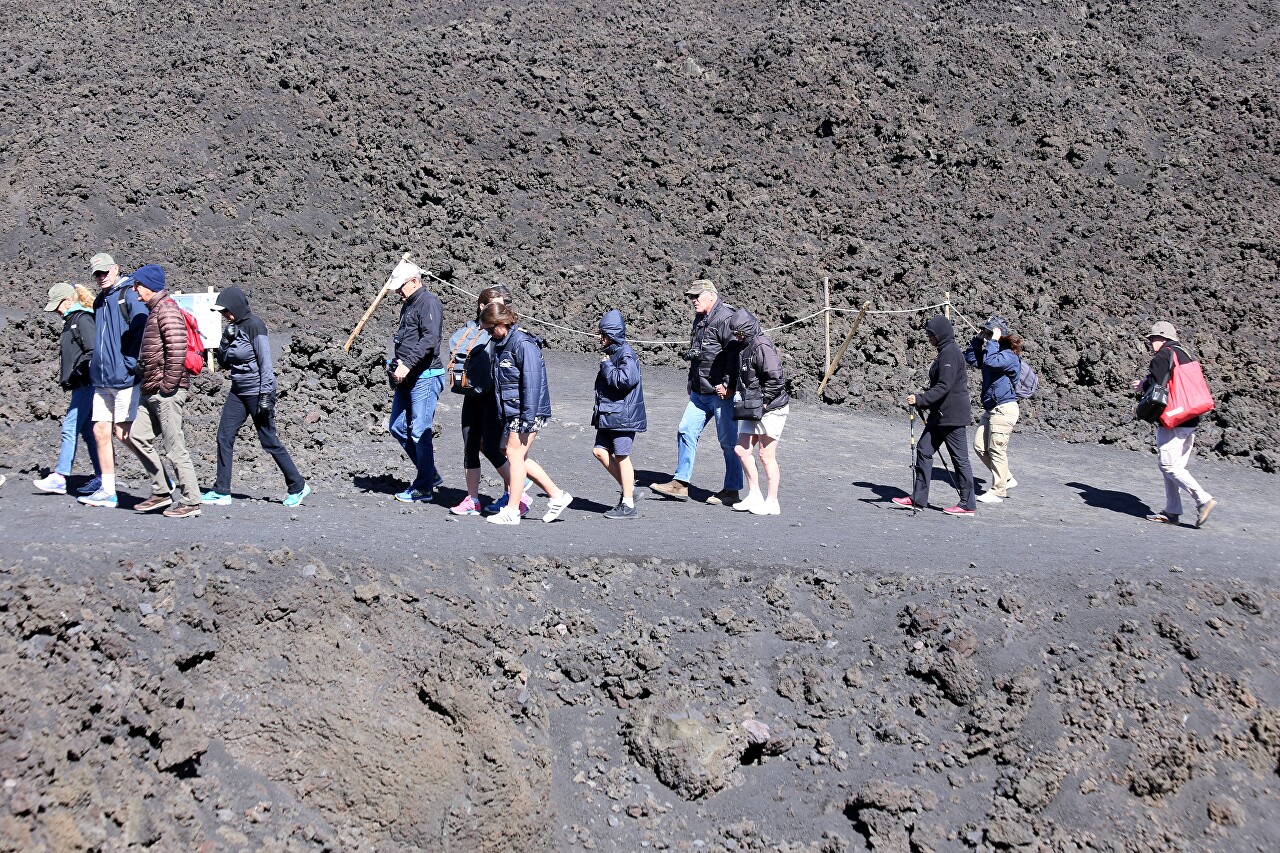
[{"xmin": 172, "ymin": 292, "xmax": 223, "ymax": 349}]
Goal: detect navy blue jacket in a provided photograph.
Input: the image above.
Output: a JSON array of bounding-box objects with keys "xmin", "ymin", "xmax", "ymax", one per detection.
[
  {"xmin": 914, "ymin": 316, "xmax": 971, "ymax": 427},
  {"xmin": 593, "ymin": 310, "xmax": 647, "ymax": 432},
  {"xmin": 89, "ymin": 277, "xmax": 148, "ymax": 389},
  {"xmin": 490, "ymin": 324, "xmax": 552, "ymax": 427},
  {"xmin": 965, "ymin": 336, "xmax": 1020, "ymax": 411}
]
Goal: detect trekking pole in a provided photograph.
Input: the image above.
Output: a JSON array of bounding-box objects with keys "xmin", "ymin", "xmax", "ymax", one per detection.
[
  {"xmin": 908, "ymin": 406, "xmax": 918, "ymax": 516},
  {"xmin": 343, "ymin": 251, "xmax": 412, "ymax": 353}
]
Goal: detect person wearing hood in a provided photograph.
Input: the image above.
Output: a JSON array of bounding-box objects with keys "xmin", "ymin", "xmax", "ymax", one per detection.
[
  {"xmin": 894, "ymin": 315, "xmax": 976, "ymax": 516},
  {"xmin": 964, "ymin": 315, "xmax": 1024, "ymax": 503},
  {"xmin": 126, "ymin": 264, "xmax": 203, "ymax": 518},
  {"xmin": 33, "ymin": 282, "xmax": 102, "ymax": 496},
  {"xmin": 721, "ymin": 308, "xmax": 789, "ymax": 515},
  {"xmin": 200, "ymin": 287, "xmax": 309, "ymax": 508},
  {"xmin": 591, "ymin": 309, "xmax": 647, "ymax": 520}
]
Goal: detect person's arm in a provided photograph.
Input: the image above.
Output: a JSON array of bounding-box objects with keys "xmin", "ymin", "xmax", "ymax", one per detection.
[
  {"xmin": 121, "ymin": 287, "xmax": 149, "ymax": 375},
  {"xmin": 758, "ymin": 341, "xmax": 786, "ymax": 404},
  {"xmin": 600, "ymin": 348, "xmax": 639, "ymax": 391},
  {"xmin": 250, "ymin": 320, "xmax": 276, "ymax": 397},
  {"xmin": 158, "ymin": 302, "xmax": 189, "ymax": 394},
  {"xmin": 516, "ymin": 340, "xmax": 546, "ymax": 427},
  {"xmin": 983, "ymin": 343, "xmax": 1019, "ymax": 372},
  {"xmin": 914, "ymin": 358, "xmax": 958, "ymax": 409}
]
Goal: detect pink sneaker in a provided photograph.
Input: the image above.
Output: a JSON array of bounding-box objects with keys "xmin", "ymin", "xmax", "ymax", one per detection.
[
  {"xmin": 943, "ymin": 506, "xmax": 975, "ymax": 517},
  {"xmin": 891, "ymin": 496, "xmax": 914, "ymax": 508},
  {"xmin": 450, "ymin": 495, "xmax": 481, "ymax": 516},
  {"xmin": 518, "ymin": 492, "xmax": 532, "ymax": 517}
]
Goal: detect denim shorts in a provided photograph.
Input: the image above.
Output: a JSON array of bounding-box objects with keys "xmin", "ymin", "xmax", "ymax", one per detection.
[{"xmin": 593, "ymin": 429, "xmax": 636, "ymax": 457}]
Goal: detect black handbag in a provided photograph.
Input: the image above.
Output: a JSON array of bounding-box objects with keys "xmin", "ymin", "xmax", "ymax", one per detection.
[{"xmin": 1136, "ymin": 382, "xmax": 1169, "ymax": 423}]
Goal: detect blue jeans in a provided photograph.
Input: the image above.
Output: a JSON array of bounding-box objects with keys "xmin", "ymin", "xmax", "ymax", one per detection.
[
  {"xmin": 56, "ymin": 385, "xmax": 101, "ymax": 477},
  {"xmin": 673, "ymin": 392, "xmax": 743, "ymax": 492},
  {"xmin": 390, "ymin": 373, "xmax": 445, "ymax": 491}
]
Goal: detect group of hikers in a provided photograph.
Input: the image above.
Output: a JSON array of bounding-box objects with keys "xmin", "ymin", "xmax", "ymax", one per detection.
[{"xmin": 28, "ymin": 251, "xmax": 1216, "ymax": 528}]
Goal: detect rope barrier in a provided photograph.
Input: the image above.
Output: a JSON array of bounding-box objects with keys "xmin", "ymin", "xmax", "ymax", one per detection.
[{"xmin": 418, "ymin": 268, "xmax": 975, "ymax": 346}]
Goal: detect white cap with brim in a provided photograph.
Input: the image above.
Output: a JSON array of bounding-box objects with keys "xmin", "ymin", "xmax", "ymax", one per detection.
[
  {"xmin": 1147, "ymin": 321, "xmax": 1178, "ymax": 341},
  {"xmin": 385, "ymin": 259, "xmax": 423, "ymax": 291}
]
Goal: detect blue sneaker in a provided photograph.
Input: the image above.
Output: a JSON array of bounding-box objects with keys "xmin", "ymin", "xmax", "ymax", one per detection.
[
  {"xmin": 482, "ymin": 492, "xmax": 510, "ymax": 514},
  {"xmin": 201, "ymin": 490, "xmax": 233, "ymax": 506},
  {"xmin": 283, "ymin": 483, "xmax": 311, "ymax": 508},
  {"xmin": 77, "ymin": 489, "xmax": 118, "ymax": 508},
  {"xmin": 395, "ymin": 487, "xmax": 432, "ymax": 503},
  {"xmin": 432, "ymin": 473, "xmax": 445, "ymax": 491}
]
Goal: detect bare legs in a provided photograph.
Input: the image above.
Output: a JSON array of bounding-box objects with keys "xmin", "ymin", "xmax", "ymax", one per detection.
[
  {"xmin": 734, "ymin": 434, "xmax": 780, "ymax": 501},
  {"xmin": 505, "ymin": 431, "xmax": 562, "ymax": 502},
  {"xmin": 593, "ymin": 446, "xmax": 634, "ymax": 503}
]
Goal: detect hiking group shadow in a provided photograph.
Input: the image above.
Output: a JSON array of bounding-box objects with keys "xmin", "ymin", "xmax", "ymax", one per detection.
[{"xmin": 1065, "ymin": 481, "xmax": 1152, "ymax": 518}]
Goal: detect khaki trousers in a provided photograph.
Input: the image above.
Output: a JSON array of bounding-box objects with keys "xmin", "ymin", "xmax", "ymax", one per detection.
[
  {"xmin": 974, "ymin": 401, "xmax": 1019, "ymax": 496},
  {"xmin": 130, "ymin": 389, "xmax": 201, "ymax": 506}
]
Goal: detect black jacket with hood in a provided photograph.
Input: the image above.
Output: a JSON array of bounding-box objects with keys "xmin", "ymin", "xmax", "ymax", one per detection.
[
  {"xmin": 686, "ymin": 296, "xmax": 736, "ymax": 395},
  {"xmin": 59, "ymin": 306, "xmax": 95, "ymax": 391},
  {"xmin": 214, "ymin": 287, "xmax": 276, "ymax": 397},
  {"xmin": 914, "ymin": 315, "xmax": 971, "ymax": 427},
  {"xmin": 393, "ymin": 286, "xmax": 444, "ymax": 383},
  {"xmin": 726, "ymin": 308, "xmax": 789, "ymax": 418}
]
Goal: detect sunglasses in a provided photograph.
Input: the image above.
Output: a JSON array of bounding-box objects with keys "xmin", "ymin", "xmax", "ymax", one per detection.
[{"xmin": 92, "ymin": 270, "xmax": 109, "ymax": 278}]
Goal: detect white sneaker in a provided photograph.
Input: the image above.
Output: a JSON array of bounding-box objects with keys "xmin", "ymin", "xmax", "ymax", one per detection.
[
  {"xmin": 33, "ymin": 472, "xmax": 67, "ymax": 494},
  {"xmin": 1005, "ymin": 478, "xmax": 1018, "ymax": 489},
  {"xmin": 732, "ymin": 491, "xmax": 764, "ymax": 512},
  {"xmin": 486, "ymin": 506, "xmax": 521, "ymax": 525},
  {"xmin": 750, "ymin": 497, "xmax": 781, "ymax": 516},
  {"xmin": 542, "ymin": 491, "xmax": 572, "ymax": 523},
  {"xmin": 976, "ymin": 491, "xmax": 1004, "ymax": 504}
]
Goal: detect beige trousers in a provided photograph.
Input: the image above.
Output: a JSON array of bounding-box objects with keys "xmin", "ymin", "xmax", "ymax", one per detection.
[
  {"xmin": 974, "ymin": 401, "xmax": 1019, "ymax": 496},
  {"xmin": 1156, "ymin": 425, "xmax": 1211, "ymax": 516},
  {"xmin": 130, "ymin": 389, "xmax": 201, "ymax": 506}
]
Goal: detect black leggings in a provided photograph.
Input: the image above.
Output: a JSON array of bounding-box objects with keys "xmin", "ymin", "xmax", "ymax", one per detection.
[
  {"xmin": 215, "ymin": 391, "xmax": 304, "ymax": 494},
  {"xmin": 912, "ymin": 423, "xmax": 975, "ymax": 510},
  {"xmin": 460, "ymin": 394, "xmax": 506, "ymax": 471}
]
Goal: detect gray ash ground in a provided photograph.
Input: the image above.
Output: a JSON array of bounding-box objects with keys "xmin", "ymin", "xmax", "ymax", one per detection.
[{"xmin": 1, "ymin": 0, "xmax": 1279, "ymax": 851}]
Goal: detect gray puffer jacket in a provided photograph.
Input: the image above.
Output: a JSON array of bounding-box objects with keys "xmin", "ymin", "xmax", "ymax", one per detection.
[{"xmin": 214, "ymin": 287, "xmax": 276, "ymax": 397}]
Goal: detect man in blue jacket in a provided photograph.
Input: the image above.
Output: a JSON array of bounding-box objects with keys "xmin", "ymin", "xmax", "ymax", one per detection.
[
  {"xmin": 78, "ymin": 252, "xmax": 160, "ymax": 509},
  {"xmin": 893, "ymin": 315, "xmax": 976, "ymax": 516},
  {"xmin": 386, "ymin": 261, "xmax": 446, "ymax": 503}
]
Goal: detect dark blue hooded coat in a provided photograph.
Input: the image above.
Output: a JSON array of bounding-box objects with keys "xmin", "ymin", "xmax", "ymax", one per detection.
[
  {"xmin": 490, "ymin": 323, "xmax": 552, "ymax": 427},
  {"xmin": 593, "ymin": 310, "xmax": 646, "ymax": 431}
]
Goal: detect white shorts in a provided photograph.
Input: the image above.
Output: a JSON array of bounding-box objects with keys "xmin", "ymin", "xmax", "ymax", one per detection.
[
  {"xmin": 738, "ymin": 405, "xmax": 788, "ymax": 440},
  {"xmin": 92, "ymin": 385, "xmax": 140, "ymax": 423}
]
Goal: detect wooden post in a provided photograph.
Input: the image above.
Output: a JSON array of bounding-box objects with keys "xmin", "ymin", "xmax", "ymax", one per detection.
[
  {"xmin": 823, "ymin": 277, "xmax": 831, "ymax": 376},
  {"xmin": 944, "ymin": 290, "xmax": 951, "ymax": 320},
  {"xmin": 816, "ymin": 301, "xmax": 871, "ymax": 397},
  {"xmin": 344, "ymin": 252, "xmax": 412, "ymax": 353},
  {"xmin": 207, "ymin": 285, "xmax": 215, "ymax": 370}
]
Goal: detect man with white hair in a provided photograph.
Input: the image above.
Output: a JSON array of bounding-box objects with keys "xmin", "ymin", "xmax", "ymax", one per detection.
[{"xmin": 386, "ymin": 260, "xmax": 446, "ymax": 502}]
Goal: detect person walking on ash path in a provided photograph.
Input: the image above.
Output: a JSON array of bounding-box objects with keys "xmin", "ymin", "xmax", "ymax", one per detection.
[
  {"xmin": 386, "ymin": 260, "xmax": 446, "ymax": 504},
  {"xmin": 650, "ymin": 279, "xmax": 744, "ymax": 506}
]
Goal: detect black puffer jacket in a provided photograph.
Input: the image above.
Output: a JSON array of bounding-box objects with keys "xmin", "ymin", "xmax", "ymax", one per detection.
[
  {"xmin": 914, "ymin": 315, "xmax": 971, "ymax": 427},
  {"xmin": 686, "ymin": 296, "xmax": 735, "ymax": 395},
  {"xmin": 59, "ymin": 307, "xmax": 95, "ymax": 390},
  {"xmin": 726, "ymin": 309, "xmax": 789, "ymax": 419},
  {"xmin": 214, "ymin": 287, "xmax": 276, "ymax": 397},
  {"xmin": 393, "ymin": 287, "xmax": 444, "ymax": 383}
]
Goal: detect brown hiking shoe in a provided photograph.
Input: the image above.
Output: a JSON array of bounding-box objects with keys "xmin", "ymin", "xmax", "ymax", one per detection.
[
  {"xmin": 649, "ymin": 479, "xmax": 690, "ymax": 501},
  {"xmin": 162, "ymin": 503, "xmax": 202, "ymax": 519},
  {"xmin": 706, "ymin": 489, "xmax": 740, "ymax": 506},
  {"xmin": 134, "ymin": 494, "xmax": 173, "ymax": 513}
]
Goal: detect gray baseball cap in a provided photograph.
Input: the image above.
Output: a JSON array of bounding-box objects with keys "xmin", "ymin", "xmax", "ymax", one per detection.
[
  {"xmin": 90, "ymin": 253, "xmax": 115, "ymax": 274},
  {"xmin": 45, "ymin": 282, "xmax": 75, "ymax": 312}
]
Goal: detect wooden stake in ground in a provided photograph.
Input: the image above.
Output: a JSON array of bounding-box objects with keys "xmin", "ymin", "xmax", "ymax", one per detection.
[
  {"xmin": 344, "ymin": 251, "xmax": 412, "ymax": 353},
  {"xmin": 823, "ymin": 277, "xmax": 831, "ymax": 376},
  {"xmin": 944, "ymin": 290, "xmax": 951, "ymax": 320},
  {"xmin": 816, "ymin": 301, "xmax": 871, "ymax": 397}
]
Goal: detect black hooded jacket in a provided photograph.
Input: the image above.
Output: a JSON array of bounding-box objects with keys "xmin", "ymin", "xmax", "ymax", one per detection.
[
  {"xmin": 914, "ymin": 315, "xmax": 971, "ymax": 427},
  {"xmin": 726, "ymin": 308, "xmax": 789, "ymax": 417},
  {"xmin": 214, "ymin": 287, "xmax": 276, "ymax": 397},
  {"xmin": 393, "ymin": 286, "xmax": 444, "ymax": 382}
]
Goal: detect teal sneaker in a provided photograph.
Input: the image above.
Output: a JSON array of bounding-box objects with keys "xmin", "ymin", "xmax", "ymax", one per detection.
[
  {"xmin": 77, "ymin": 489, "xmax": 118, "ymax": 508},
  {"xmin": 283, "ymin": 483, "xmax": 311, "ymax": 508},
  {"xmin": 201, "ymin": 490, "xmax": 233, "ymax": 506},
  {"xmin": 395, "ymin": 487, "xmax": 431, "ymax": 503}
]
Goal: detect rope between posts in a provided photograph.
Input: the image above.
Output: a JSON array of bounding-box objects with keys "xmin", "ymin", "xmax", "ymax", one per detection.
[{"xmin": 420, "ymin": 269, "xmax": 971, "ymax": 346}]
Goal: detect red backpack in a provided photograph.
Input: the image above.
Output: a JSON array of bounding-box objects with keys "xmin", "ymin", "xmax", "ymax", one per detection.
[
  {"xmin": 177, "ymin": 305, "xmax": 206, "ymax": 375},
  {"xmin": 1159, "ymin": 347, "xmax": 1213, "ymax": 428}
]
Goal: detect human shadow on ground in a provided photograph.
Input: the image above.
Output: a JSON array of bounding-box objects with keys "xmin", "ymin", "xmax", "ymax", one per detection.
[
  {"xmin": 352, "ymin": 474, "xmax": 407, "ymax": 495},
  {"xmin": 854, "ymin": 470, "xmax": 973, "ymax": 506},
  {"xmin": 1066, "ymin": 481, "xmax": 1152, "ymax": 518}
]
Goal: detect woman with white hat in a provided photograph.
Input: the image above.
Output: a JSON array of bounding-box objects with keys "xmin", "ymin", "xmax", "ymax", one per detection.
[{"xmin": 33, "ymin": 283, "xmax": 102, "ymax": 495}]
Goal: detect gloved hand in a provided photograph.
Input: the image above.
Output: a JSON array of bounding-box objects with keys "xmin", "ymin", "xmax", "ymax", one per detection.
[{"xmin": 256, "ymin": 391, "xmax": 277, "ymax": 417}]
